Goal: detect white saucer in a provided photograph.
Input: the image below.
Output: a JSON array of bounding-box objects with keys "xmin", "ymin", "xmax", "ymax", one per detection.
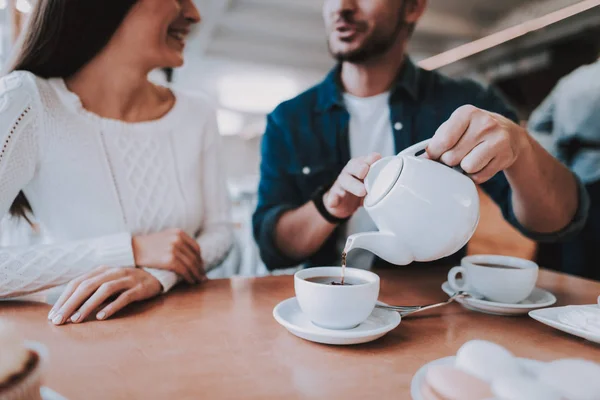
[
  {"xmin": 442, "ymin": 281, "xmax": 557, "ymax": 316},
  {"xmin": 410, "ymin": 355, "xmax": 545, "ymax": 400},
  {"xmin": 273, "ymin": 297, "xmax": 401, "ymax": 345},
  {"xmin": 529, "ymin": 305, "xmax": 600, "ymax": 344}
]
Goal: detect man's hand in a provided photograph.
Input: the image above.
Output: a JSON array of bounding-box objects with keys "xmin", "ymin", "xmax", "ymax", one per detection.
[
  {"xmin": 427, "ymin": 105, "xmax": 530, "ymax": 184},
  {"xmin": 324, "ymin": 153, "xmax": 382, "ymax": 219}
]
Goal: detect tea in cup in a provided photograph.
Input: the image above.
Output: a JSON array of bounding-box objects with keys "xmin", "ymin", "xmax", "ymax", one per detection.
[
  {"xmin": 448, "ymin": 255, "xmax": 538, "ymax": 304},
  {"xmin": 294, "ymin": 267, "xmax": 380, "ymax": 330}
]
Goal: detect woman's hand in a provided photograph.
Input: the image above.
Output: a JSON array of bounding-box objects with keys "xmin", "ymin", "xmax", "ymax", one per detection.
[
  {"xmin": 48, "ymin": 266, "xmax": 162, "ymax": 325},
  {"xmin": 132, "ymin": 229, "xmax": 205, "ymax": 284}
]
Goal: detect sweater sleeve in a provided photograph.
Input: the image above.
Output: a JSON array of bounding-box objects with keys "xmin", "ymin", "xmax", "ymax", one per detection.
[
  {"xmin": 141, "ymin": 268, "xmax": 178, "ymax": 293},
  {"xmin": 195, "ymin": 110, "xmax": 233, "ymax": 271},
  {"xmin": 0, "ymin": 72, "xmax": 135, "ymax": 298}
]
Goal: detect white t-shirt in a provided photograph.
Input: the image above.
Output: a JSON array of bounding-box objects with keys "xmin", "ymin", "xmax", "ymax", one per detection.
[{"xmin": 341, "ymin": 91, "xmax": 395, "ymax": 268}]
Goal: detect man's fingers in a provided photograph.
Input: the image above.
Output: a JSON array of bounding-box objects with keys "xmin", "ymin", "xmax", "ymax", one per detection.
[
  {"xmin": 364, "ymin": 153, "xmax": 382, "ymax": 165},
  {"xmin": 428, "ymin": 105, "xmax": 475, "ymax": 160},
  {"xmin": 338, "ymin": 174, "xmax": 367, "ymax": 197},
  {"xmin": 459, "ymin": 141, "xmax": 495, "ymax": 175},
  {"xmin": 344, "ymin": 159, "xmax": 370, "ymax": 180},
  {"xmin": 470, "ymin": 158, "xmax": 502, "ymax": 184},
  {"xmin": 325, "ymin": 190, "xmax": 342, "ymax": 208},
  {"xmin": 439, "ymin": 124, "xmax": 484, "ymax": 167}
]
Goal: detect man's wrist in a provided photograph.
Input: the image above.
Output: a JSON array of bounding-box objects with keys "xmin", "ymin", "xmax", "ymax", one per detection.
[
  {"xmin": 311, "ymin": 186, "xmax": 350, "ymax": 224},
  {"xmin": 507, "ymin": 128, "xmax": 535, "ymax": 175}
]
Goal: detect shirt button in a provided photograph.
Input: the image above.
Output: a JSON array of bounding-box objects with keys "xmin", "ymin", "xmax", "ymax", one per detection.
[
  {"xmin": 394, "ymin": 122, "xmax": 403, "ymax": 131},
  {"xmin": 302, "ymin": 166, "xmax": 311, "ymax": 175}
]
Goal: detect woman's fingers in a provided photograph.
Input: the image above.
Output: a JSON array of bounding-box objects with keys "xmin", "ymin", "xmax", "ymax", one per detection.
[
  {"xmin": 96, "ymin": 286, "xmax": 151, "ymax": 321},
  {"xmin": 176, "ymin": 248, "xmax": 203, "ymax": 283},
  {"xmin": 173, "ymin": 253, "xmax": 197, "ymax": 284},
  {"xmin": 70, "ymin": 278, "xmax": 133, "ymax": 323},
  {"xmin": 52, "ymin": 268, "xmax": 127, "ymax": 325},
  {"xmin": 48, "ymin": 266, "xmax": 109, "ymax": 322}
]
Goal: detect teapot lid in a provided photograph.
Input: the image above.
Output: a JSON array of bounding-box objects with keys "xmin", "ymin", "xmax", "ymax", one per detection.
[{"xmin": 365, "ymin": 157, "xmax": 403, "ymax": 207}]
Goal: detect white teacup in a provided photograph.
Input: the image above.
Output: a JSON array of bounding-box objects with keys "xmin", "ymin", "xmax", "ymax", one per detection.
[
  {"xmin": 448, "ymin": 255, "xmax": 539, "ymax": 304},
  {"xmin": 294, "ymin": 267, "xmax": 380, "ymax": 330}
]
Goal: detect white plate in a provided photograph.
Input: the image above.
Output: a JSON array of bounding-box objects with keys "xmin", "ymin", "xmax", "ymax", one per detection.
[
  {"xmin": 410, "ymin": 356, "xmax": 546, "ymax": 400},
  {"xmin": 529, "ymin": 305, "xmax": 600, "ymax": 344},
  {"xmin": 273, "ymin": 297, "xmax": 401, "ymax": 345},
  {"xmin": 442, "ymin": 281, "xmax": 557, "ymax": 316}
]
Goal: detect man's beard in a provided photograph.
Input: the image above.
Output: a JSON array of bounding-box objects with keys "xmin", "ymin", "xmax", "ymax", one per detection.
[
  {"xmin": 329, "ymin": 30, "xmax": 402, "ymax": 64},
  {"xmin": 329, "ymin": 6, "xmax": 410, "ymax": 64}
]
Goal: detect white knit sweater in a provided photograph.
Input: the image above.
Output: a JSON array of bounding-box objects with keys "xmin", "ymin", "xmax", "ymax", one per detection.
[{"xmin": 0, "ymin": 71, "xmax": 233, "ymax": 297}]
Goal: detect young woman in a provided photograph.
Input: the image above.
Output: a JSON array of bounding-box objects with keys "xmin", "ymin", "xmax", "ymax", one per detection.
[{"xmin": 0, "ymin": 0, "xmax": 233, "ymax": 324}]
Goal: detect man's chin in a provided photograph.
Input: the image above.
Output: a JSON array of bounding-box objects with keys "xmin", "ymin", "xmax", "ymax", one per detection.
[
  {"xmin": 331, "ymin": 48, "xmax": 371, "ymax": 63},
  {"xmin": 329, "ymin": 42, "xmax": 368, "ymax": 62}
]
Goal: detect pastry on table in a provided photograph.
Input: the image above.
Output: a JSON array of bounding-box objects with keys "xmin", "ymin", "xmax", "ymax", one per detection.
[
  {"xmin": 0, "ymin": 321, "xmax": 42, "ymax": 400},
  {"xmin": 421, "ymin": 364, "xmax": 493, "ymax": 400}
]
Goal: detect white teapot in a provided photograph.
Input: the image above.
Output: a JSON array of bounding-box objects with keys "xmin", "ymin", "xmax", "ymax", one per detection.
[{"xmin": 344, "ymin": 139, "xmax": 480, "ymax": 265}]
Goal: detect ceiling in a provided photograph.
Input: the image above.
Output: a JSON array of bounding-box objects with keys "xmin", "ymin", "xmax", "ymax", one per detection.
[
  {"xmin": 192, "ymin": 0, "xmax": 537, "ymax": 75},
  {"xmin": 176, "ymin": 0, "xmax": 591, "ymax": 137}
]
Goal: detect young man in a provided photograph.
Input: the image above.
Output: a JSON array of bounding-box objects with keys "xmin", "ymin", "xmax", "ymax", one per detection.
[{"xmin": 253, "ymin": 0, "xmax": 588, "ymax": 271}]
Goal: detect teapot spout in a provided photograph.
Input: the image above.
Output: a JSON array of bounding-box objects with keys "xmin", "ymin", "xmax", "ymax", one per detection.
[{"xmin": 344, "ymin": 232, "xmax": 414, "ymax": 266}]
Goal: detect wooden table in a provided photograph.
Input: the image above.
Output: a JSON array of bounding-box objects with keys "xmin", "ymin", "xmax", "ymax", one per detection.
[{"xmin": 1, "ymin": 266, "xmax": 599, "ymax": 399}]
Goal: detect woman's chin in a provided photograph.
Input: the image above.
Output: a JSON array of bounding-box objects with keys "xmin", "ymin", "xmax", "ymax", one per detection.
[{"xmin": 155, "ymin": 51, "xmax": 185, "ymax": 69}]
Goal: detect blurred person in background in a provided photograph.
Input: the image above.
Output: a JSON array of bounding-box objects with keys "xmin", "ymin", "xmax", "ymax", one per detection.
[
  {"xmin": 253, "ymin": 0, "xmax": 588, "ymax": 271},
  {"xmin": 0, "ymin": 0, "xmax": 233, "ymax": 324},
  {"xmin": 529, "ymin": 58, "xmax": 600, "ymax": 280}
]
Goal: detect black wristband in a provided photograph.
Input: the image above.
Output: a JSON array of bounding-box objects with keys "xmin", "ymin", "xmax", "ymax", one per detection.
[{"xmin": 311, "ymin": 185, "xmax": 350, "ymax": 225}]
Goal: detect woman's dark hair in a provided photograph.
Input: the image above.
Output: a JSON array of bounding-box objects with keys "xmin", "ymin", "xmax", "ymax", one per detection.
[{"xmin": 6, "ymin": 0, "xmax": 137, "ymax": 220}]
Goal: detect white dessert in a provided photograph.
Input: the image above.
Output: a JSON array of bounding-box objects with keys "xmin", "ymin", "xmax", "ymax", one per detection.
[
  {"xmin": 538, "ymin": 359, "xmax": 600, "ymax": 400},
  {"xmin": 492, "ymin": 374, "xmax": 562, "ymax": 400},
  {"xmin": 456, "ymin": 340, "xmax": 520, "ymax": 382},
  {"xmin": 0, "ymin": 321, "xmax": 29, "ymax": 386}
]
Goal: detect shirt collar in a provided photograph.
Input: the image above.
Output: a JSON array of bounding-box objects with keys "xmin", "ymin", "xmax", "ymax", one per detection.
[{"xmin": 315, "ymin": 57, "xmax": 421, "ymax": 112}]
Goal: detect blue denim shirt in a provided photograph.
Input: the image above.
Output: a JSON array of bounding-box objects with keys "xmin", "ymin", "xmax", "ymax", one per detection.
[
  {"xmin": 529, "ymin": 60, "xmax": 600, "ymax": 184},
  {"xmin": 253, "ymin": 58, "xmax": 589, "ymax": 271}
]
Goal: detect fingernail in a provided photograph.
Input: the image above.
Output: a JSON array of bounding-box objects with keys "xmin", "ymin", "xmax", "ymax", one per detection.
[
  {"xmin": 71, "ymin": 312, "xmax": 81, "ymax": 323},
  {"xmin": 52, "ymin": 314, "xmax": 64, "ymax": 325},
  {"xmin": 97, "ymin": 311, "xmax": 106, "ymax": 320}
]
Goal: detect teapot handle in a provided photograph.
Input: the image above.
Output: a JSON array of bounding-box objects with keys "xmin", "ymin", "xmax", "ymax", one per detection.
[
  {"xmin": 398, "ymin": 139, "xmax": 430, "ymax": 157},
  {"xmin": 399, "ymin": 139, "xmax": 466, "ymax": 174}
]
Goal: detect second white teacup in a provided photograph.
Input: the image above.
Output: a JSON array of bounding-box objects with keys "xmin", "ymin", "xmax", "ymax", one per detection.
[
  {"xmin": 448, "ymin": 255, "xmax": 538, "ymax": 304},
  {"xmin": 295, "ymin": 267, "xmax": 380, "ymax": 330}
]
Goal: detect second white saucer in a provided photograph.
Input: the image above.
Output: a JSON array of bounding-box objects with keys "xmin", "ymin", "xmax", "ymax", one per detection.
[
  {"xmin": 273, "ymin": 297, "xmax": 401, "ymax": 345},
  {"xmin": 442, "ymin": 281, "xmax": 557, "ymax": 316}
]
